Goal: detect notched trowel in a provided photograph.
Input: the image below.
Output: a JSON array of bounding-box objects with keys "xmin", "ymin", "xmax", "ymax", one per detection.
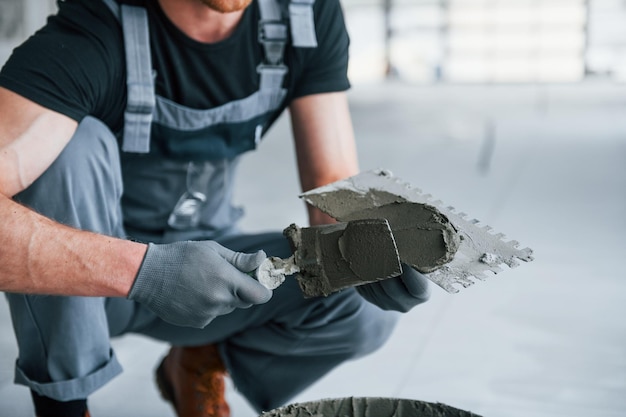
[
  {"xmin": 300, "ymin": 169, "xmax": 534, "ymax": 293},
  {"xmin": 256, "ymin": 218, "xmax": 403, "ymax": 297}
]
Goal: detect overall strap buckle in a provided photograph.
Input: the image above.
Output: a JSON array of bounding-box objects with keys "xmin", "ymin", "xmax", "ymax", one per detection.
[
  {"xmin": 258, "ymin": 20, "xmax": 288, "ymax": 66},
  {"xmin": 257, "ymin": 0, "xmax": 289, "ymax": 91},
  {"xmin": 120, "ymin": 4, "xmax": 155, "ymax": 153}
]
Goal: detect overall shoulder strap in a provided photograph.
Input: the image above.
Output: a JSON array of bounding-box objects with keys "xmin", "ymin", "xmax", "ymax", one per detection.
[
  {"xmin": 257, "ymin": 0, "xmax": 289, "ymax": 91},
  {"xmin": 289, "ymin": 0, "xmax": 317, "ymax": 48},
  {"xmin": 256, "ymin": 0, "xmax": 317, "ymax": 91},
  {"xmin": 100, "ymin": 0, "xmax": 154, "ymax": 153},
  {"xmin": 119, "ymin": 4, "xmax": 155, "ymax": 153}
]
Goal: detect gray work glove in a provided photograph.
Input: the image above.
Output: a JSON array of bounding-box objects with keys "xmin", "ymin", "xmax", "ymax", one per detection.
[
  {"xmin": 128, "ymin": 241, "xmax": 272, "ymax": 328},
  {"xmin": 356, "ymin": 264, "xmax": 431, "ymax": 312}
]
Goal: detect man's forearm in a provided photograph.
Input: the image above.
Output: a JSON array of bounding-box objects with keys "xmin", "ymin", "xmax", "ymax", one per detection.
[
  {"xmin": 290, "ymin": 92, "xmax": 359, "ymax": 226},
  {"xmin": 290, "ymin": 93, "xmax": 359, "ymax": 191},
  {"xmin": 0, "ymin": 194, "xmax": 146, "ymax": 297}
]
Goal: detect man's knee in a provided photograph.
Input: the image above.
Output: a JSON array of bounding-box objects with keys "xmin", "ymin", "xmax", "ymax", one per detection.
[{"xmin": 5, "ymin": 293, "xmax": 123, "ymax": 400}]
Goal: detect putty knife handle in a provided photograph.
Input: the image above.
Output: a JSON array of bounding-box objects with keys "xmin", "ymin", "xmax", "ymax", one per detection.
[{"xmin": 248, "ymin": 256, "xmax": 299, "ymax": 290}]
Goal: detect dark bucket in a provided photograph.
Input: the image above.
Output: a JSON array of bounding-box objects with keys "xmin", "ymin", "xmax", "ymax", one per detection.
[{"xmin": 260, "ymin": 397, "xmax": 482, "ymax": 417}]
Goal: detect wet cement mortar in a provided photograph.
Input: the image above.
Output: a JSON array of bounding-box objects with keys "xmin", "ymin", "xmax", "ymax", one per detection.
[
  {"xmin": 284, "ymin": 192, "xmax": 460, "ymax": 296},
  {"xmin": 301, "ymin": 188, "xmax": 460, "ymax": 272},
  {"xmin": 260, "ymin": 397, "xmax": 482, "ymax": 417},
  {"xmin": 342, "ymin": 201, "xmax": 459, "ymax": 273}
]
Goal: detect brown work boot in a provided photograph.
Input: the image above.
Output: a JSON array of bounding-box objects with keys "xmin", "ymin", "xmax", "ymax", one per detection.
[{"xmin": 155, "ymin": 345, "xmax": 230, "ymax": 417}]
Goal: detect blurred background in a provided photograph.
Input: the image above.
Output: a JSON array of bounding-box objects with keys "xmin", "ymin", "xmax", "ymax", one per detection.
[
  {"xmin": 1, "ymin": 1, "xmax": 625, "ymax": 416},
  {"xmin": 344, "ymin": 0, "xmax": 626, "ymax": 83}
]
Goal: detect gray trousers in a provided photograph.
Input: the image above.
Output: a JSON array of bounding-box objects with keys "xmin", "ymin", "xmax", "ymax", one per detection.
[{"xmin": 4, "ymin": 117, "xmax": 399, "ymax": 412}]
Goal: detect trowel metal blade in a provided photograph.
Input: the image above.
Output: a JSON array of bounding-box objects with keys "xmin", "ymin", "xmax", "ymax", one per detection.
[{"xmin": 301, "ymin": 169, "xmax": 534, "ymax": 293}]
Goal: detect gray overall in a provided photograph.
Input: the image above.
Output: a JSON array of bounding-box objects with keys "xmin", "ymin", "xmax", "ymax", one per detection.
[{"xmin": 4, "ymin": 0, "xmax": 399, "ymax": 412}]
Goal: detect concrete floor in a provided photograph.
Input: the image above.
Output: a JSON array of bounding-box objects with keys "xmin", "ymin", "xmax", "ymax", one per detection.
[{"xmin": 1, "ymin": 81, "xmax": 625, "ymax": 416}]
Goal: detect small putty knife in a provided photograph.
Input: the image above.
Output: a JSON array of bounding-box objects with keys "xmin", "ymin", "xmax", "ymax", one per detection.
[{"xmin": 255, "ymin": 218, "xmax": 403, "ymax": 297}]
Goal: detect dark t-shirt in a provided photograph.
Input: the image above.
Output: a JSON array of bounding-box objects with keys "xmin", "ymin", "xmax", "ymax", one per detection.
[{"xmin": 0, "ymin": 0, "xmax": 351, "ymax": 136}]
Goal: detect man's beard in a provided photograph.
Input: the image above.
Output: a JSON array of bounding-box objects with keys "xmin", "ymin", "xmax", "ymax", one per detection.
[{"xmin": 198, "ymin": 0, "xmax": 253, "ymax": 13}]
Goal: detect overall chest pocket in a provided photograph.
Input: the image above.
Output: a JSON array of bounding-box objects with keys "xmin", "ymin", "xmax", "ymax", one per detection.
[
  {"xmin": 150, "ymin": 90, "xmax": 287, "ymax": 161},
  {"xmin": 151, "ymin": 115, "xmax": 266, "ymax": 161}
]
